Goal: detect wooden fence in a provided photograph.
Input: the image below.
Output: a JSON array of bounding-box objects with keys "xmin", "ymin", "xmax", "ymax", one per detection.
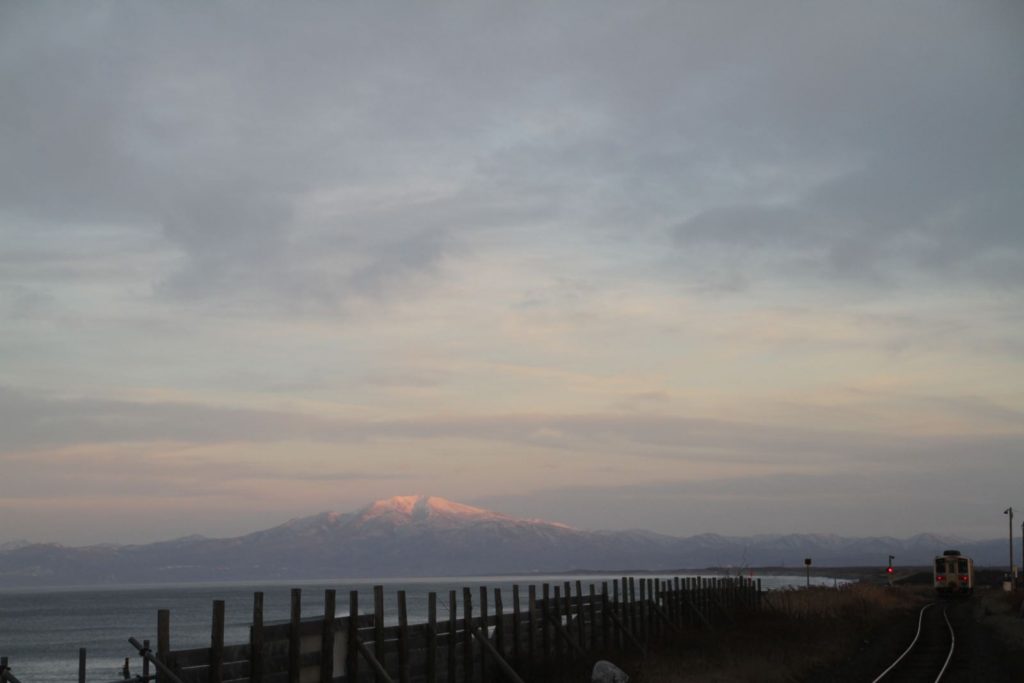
[{"xmin": 148, "ymin": 576, "xmax": 761, "ymax": 683}]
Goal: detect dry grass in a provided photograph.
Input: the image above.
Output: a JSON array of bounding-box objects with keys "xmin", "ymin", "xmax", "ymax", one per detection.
[
  {"xmin": 586, "ymin": 584, "xmax": 922, "ymax": 683},
  {"xmin": 979, "ymin": 588, "xmax": 1024, "ymax": 654},
  {"xmin": 765, "ymin": 583, "xmax": 918, "ymax": 619}
]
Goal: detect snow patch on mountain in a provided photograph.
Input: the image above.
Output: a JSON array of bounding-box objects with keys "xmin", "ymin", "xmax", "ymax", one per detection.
[{"xmin": 353, "ymin": 495, "xmax": 576, "ymax": 530}]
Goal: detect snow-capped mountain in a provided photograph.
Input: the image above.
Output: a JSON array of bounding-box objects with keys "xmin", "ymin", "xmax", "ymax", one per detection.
[{"xmin": 0, "ymin": 495, "xmax": 1008, "ymax": 587}]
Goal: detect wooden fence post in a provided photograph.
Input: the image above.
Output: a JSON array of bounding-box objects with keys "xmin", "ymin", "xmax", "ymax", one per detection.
[
  {"xmin": 588, "ymin": 584, "xmax": 597, "ymax": 651},
  {"xmin": 479, "ymin": 586, "xmax": 489, "ymax": 683},
  {"xmin": 373, "ymin": 586, "xmax": 386, "ymax": 683},
  {"xmin": 654, "ymin": 581, "xmax": 662, "ymax": 643},
  {"xmin": 511, "ymin": 585, "xmax": 521, "ymax": 668},
  {"xmin": 398, "ymin": 590, "xmax": 410, "ymax": 683},
  {"xmin": 562, "ymin": 582, "xmax": 572, "ymax": 650},
  {"xmin": 639, "ymin": 579, "xmax": 647, "ymax": 646},
  {"xmin": 448, "ymin": 590, "xmax": 457, "ymax": 683},
  {"xmin": 574, "ymin": 581, "xmax": 584, "ymax": 650},
  {"xmin": 673, "ymin": 578, "xmax": 679, "ymax": 627},
  {"xmin": 552, "ymin": 585, "xmax": 563, "ymax": 662},
  {"xmin": 142, "ymin": 640, "xmax": 151, "ymax": 683},
  {"xmin": 691, "ymin": 578, "xmax": 698, "ymax": 625},
  {"xmin": 290, "ymin": 590, "xmax": 302, "ymax": 683},
  {"xmin": 347, "ymin": 591, "xmax": 359, "ymax": 683},
  {"xmin": 427, "ymin": 592, "xmax": 437, "ymax": 683},
  {"xmin": 702, "ymin": 578, "xmax": 709, "ymax": 626},
  {"xmin": 322, "ymin": 590, "xmax": 336, "ymax": 683},
  {"xmin": 251, "ymin": 592, "xmax": 264, "ymax": 683},
  {"xmin": 649, "ymin": 579, "xmax": 656, "ymax": 641},
  {"xmin": 211, "ymin": 600, "xmax": 225, "ymax": 683},
  {"xmin": 660, "ymin": 580, "xmax": 669, "ymax": 630},
  {"xmin": 673, "ymin": 578, "xmax": 680, "ymax": 628},
  {"xmin": 618, "ymin": 577, "xmax": 625, "ymax": 624},
  {"xmin": 600, "ymin": 582, "xmax": 610, "ymax": 651},
  {"xmin": 462, "ymin": 587, "xmax": 473, "ymax": 683},
  {"xmin": 612, "ymin": 580, "xmax": 620, "ymax": 649},
  {"xmin": 494, "ymin": 588, "xmax": 505, "ymax": 661},
  {"xmin": 527, "ymin": 585, "xmax": 537, "ymax": 670},
  {"xmin": 624, "ymin": 578, "xmax": 633, "ymax": 639},
  {"xmin": 157, "ymin": 609, "xmax": 170, "ymax": 677},
  {"xmin": 541, "ymin": 584, "xmax": 551, "ymax": 673}
]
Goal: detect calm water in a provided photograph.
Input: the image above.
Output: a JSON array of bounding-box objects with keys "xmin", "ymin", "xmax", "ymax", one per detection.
[{"xmin": 0, "ymin": 574, "xmax": 838, "ymax": 682}]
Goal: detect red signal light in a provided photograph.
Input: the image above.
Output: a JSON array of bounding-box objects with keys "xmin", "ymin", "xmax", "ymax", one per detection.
[{"xmin": 886, "ymin": 567, "xmax": 893, "ymax": 574}]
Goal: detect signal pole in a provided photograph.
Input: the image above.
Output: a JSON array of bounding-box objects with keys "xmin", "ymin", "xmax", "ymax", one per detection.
[{"xmin": 1005, "ymin": 507, "xmax": 1014, "ymax": 576}]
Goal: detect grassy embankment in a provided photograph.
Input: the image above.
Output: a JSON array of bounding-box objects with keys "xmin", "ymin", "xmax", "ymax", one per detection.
[
  {"xmin": 555, "ymin": 583, "xmax": 924, "ymax": 683},
  {"xmin": 978, "ymin": 588, "xmax": 1024, "ymax": 668}
]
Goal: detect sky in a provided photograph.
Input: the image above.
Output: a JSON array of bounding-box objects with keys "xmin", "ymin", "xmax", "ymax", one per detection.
[{"xmin": 1, "ymin": 1, "xmax": 1022, "ymax": 545}]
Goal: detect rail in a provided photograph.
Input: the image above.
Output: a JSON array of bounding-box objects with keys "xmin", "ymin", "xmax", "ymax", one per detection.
[{"xmin": 871, "ymin": 602, "xmax": 956, "ymax": 683}]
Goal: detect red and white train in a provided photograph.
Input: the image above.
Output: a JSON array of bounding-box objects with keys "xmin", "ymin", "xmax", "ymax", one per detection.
[{"xmin": 933, "ymin": 549, "xmax": 974, "ymax": 595}]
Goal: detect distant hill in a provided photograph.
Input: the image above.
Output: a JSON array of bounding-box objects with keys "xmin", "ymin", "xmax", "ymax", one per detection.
[{"xmin": 0, "ymin": 495, "xmax": 1009, "ymax": 587}]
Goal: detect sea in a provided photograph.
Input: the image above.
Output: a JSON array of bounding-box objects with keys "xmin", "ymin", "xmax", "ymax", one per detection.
[{"xmin": 0, "ymin": 573, "xmax": 842, "ymax": 682}]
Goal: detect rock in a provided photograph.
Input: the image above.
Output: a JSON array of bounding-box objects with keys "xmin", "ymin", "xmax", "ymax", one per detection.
[{"xmin": 592, "ymin": 659, "xmax": 629, "ymax": 683}]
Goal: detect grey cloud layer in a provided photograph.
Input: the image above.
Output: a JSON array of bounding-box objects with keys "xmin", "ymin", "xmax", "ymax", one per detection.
[
  {"xmin": 3, "ymin": 2, "xmax": 1021, "ymax": 312},
  {"xmin": 3, "ymin": 386, "xmax": 1021, "ymax": 469},
  {"xmin": 473, "ymin": 464, "xmax": 1022, "ymax": 539}
]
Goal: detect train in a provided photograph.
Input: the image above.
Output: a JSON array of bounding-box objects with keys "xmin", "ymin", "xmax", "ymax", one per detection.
[{"xmin": 933, "ymin": 549, "xmax": 974, "ymax": 595}]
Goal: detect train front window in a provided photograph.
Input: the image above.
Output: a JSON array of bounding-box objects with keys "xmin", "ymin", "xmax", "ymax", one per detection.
[
  {"xmin": 957, "ymin": 559, "xmax": 968, "ymax": 573},
  {"xmin": 935, "ymin": 559, "xmax": 947, "ymax": 573}
]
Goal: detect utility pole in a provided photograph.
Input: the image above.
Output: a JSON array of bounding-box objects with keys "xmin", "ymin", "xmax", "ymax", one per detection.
[{"xmin": 1005, "ymin": 507, "xmax": 1014, "ymax": 576}]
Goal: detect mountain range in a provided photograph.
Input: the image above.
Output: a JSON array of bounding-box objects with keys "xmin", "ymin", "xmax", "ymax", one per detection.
[{"xmin": 0, "ymin": 495, "xmax": 1010, "ymax": 587}]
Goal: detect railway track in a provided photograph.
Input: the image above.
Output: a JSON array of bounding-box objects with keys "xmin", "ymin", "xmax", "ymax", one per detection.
[{"xmin": 871, "ymin": 602, "xmax": 955, "ymax": 682}]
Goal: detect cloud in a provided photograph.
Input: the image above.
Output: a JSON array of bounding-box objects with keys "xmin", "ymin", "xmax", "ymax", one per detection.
[
  {"xmin": 3, "ymin": 1, "xmax": 1019, "ymax": 319},
  {"xmin": 3, "ymin": 386, "xmax": 1021, "ymax": 467},
  {"xmin": 669, "ymin": 3, "xmax": 1024, "ymax": 291},
  {"xmin": 472, "ymin": 464, "xmax": 1024, "ymax": 539}
]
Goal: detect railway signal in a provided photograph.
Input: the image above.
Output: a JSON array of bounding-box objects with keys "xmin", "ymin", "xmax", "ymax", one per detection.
[{"xmin": 887, "ymin": 555, "xmax": 895, "ymax": 585}]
